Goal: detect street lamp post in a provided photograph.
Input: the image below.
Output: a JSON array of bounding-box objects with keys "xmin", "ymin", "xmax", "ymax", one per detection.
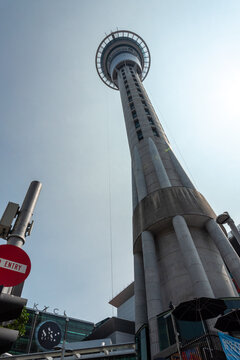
[{"xmin": 216, "ymin": 212, "xmax": 240, "ymax": 246}]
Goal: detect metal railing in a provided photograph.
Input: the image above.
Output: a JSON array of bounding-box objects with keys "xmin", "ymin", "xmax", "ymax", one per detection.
[
  {"xmin": 175, "ymin": 334, "xmax": 226, "ymax": 360},
  {"xmin": 1, "ymin": 343, "xmax": 136, "ymax": 360}
]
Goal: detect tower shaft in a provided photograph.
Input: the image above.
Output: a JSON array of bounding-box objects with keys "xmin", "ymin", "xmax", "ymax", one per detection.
[
  {"xmin": 117, "ymin": 64, "xmax": 237, "ymax": 357},
  {"xmin": 96, "ymin": 31, "xmax": 240, "ymax": 359}
]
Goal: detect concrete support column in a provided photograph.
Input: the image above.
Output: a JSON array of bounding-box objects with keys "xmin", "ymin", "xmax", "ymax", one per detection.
[
  {"xmin": 169, "ymin": 150, "xmax": 195, "ymax": 189},
  {"xmin": 134, "ymin": 252, "xmax": 148, "ymax": 332},
  {"xmin": 173, "ymin": 215, "xmax": 214, "ymax": 298},
  {"xmin": 148, "ymin": 138, "xmax": 171, "ymax": 188},
  {"xmin": 133, "ymin": 146, "xmax": 147, "ymax": 201},
  {"xmin": 132, "ymin": 170, "xmax": 138, "ymax": 210},
  {"xmin": 206, "ymin": 219, "xmax": 240, "ymax": 287},
  {"xmin": 142, "ymin": 231, "xmax": 162, "ymax": 358}
]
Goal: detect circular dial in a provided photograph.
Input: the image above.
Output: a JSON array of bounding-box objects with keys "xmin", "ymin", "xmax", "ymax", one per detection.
[{"xmin": 36, "ymin": 321, "xmax": 62, "ymax": 350}]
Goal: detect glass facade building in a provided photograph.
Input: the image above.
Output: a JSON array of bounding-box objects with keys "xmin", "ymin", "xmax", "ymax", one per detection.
[{"xmin": 10, "ymin": 308, "xmax": 94, "ymax": 355}]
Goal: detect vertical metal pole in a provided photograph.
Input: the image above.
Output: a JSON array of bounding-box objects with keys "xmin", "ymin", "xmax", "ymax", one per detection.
[
  {"xmin": 170, "ymin": 312, "xmax": 183, "ymax": 360},
  {"xmin": 7, "ymin": 181, "xmax": 42, "ymax": 248},
  {"xmin": 2, "ymin": 181, "xmax": 42, "ymax": 295},
  {"xmin": 27, "ymin": 311, "xmax": 39, "ymax": 354},
  {"xmin": 61, "ymin": 317, "xmax": 69, "ymax": 360},
  {"xmin": 199, "ymin": 311, "xmax": 213, "ymax": 358}
]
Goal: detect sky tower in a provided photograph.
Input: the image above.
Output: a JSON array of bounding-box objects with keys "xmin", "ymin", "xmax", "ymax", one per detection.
[{"xmin": 96, "ymin": 31, "xmax": 240, "ymax": 359}]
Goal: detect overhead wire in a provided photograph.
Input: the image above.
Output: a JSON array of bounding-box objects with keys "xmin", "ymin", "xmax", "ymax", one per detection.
[{"xmin": 106, "ymin": 90, "xmax": 114, "ymax": 317}]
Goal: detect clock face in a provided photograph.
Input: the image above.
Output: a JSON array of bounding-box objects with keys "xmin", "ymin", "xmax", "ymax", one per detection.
[{"xmin": 36, "ymin": 321, "xmax": 62, "ymax": 350}]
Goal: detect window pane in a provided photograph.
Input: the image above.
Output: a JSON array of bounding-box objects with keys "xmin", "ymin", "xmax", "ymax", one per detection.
[
  {"xmin": 158, "ymin": 316, "xmax": 169, "ymax": 350},
  {"xmin": 132, "ymin": 110, "xmax": 137, "ymax": 119},
  {"xmin": 152, "ymin": 127, "xmax": 159, "ymax": 137},
  {"xmin": 177, "ymin": 319, "xmax": 204, "ymax": 344},
  {"xmin": 137, "ymin": 130, "xmax": 143, "ymax": 140},
  {"xmin": 134, "ymin": 120, "xmax": 140, "ymax": 129}
]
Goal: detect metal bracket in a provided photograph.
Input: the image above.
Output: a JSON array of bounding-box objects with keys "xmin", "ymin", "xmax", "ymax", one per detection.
[
  {"xmin": 0, "ymin": 202, "xmax": 19, "ymax": 240},
  {"xmin": 25, "ymin": 220, "xmax": 34, "ymax": 237}
]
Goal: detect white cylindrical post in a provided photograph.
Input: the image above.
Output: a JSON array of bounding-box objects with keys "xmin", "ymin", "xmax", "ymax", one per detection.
[{"xmin": 173, "ymin": 215, "xmax": 214, "ymax": 298}]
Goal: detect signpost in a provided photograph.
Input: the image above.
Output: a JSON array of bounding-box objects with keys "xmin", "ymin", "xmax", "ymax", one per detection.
[
  {"xmin": 0, "ymin": 181, "xmax": 41, "ymax": 355},
  {"xmin": 0, "ymin": 244, "xmax": 31, "ymax": 286}
]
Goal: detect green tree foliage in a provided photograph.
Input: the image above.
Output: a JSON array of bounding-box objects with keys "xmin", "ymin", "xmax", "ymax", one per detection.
[{"xmin": 5, "ymin": 307, "xmax": 29, "ymax": 337}]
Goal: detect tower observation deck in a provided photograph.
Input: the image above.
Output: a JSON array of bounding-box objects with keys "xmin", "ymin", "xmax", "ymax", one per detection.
[{"xmin": 96, "ymin": 31, "xmax": 240, "ymax": 359}]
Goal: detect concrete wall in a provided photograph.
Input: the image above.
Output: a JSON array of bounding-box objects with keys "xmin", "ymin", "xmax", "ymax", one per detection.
[
  {"xmin": 117, "ymin": 296, "xmax": 135, "ymax": 322},
  {"xmin": 109, "ymin": 331, "xmax": 135, "ymax": 345}
]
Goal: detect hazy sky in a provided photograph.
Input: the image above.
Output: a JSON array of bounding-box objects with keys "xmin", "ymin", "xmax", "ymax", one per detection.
[{"xmin": 0, "ymin": 0, "xmax": 240, "ymax": 323}]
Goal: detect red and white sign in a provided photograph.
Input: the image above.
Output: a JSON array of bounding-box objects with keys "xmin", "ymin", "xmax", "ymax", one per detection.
[{"xmin": 0, "ymin": 244, "xmax": 31, "ymax": 286}]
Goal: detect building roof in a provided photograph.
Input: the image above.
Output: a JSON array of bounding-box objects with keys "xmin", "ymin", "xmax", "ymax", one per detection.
[
  {"xmin": 85, "ymin": 317, "xmax": 135, "ymax": 341},
  {"xmin": 109, "ymin": 282, "xmax": 134, "ymax": 308}
]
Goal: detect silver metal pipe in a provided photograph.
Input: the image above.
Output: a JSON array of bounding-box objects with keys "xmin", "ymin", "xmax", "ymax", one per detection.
[{"xmin": 7, "ymin": 181, "xmax": 42, "ymax": 247}]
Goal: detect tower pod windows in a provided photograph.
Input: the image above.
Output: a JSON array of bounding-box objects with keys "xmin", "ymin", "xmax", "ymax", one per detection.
[
  {"xmin": 127, "ymin": 90, "xmax": 131, "ymax": 96},
  {"xmin": 145, "ymin": 107, "xmax": 150, "ymax": 115},
  {"xmin": 137, "ymin": 129, "xmax": 144, "ymax": 141},
  {"xmin": 129, "ymin": 102, "xmax": 135, "ymax": 110},
  {"xmin": 134, "ymin": 119, "xmax": 140, "ymax": 129},
  {"xmin": 148, "ymin": 116, "xmax": 154, "ymax": 125},
  {"xmin": 128, "ymin": 96, "xmax": 133, "ymax": 102},
  {"xmin": 152, "ymin": 127, "xmax": 159, "ymax": 137},
  {"xmin": 142, "ymin": 100, "xmax": 147, "ymax": 106},
  {"xmin": 132, "ymin": 110, "xmax": 137, "ymax": 119}
]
